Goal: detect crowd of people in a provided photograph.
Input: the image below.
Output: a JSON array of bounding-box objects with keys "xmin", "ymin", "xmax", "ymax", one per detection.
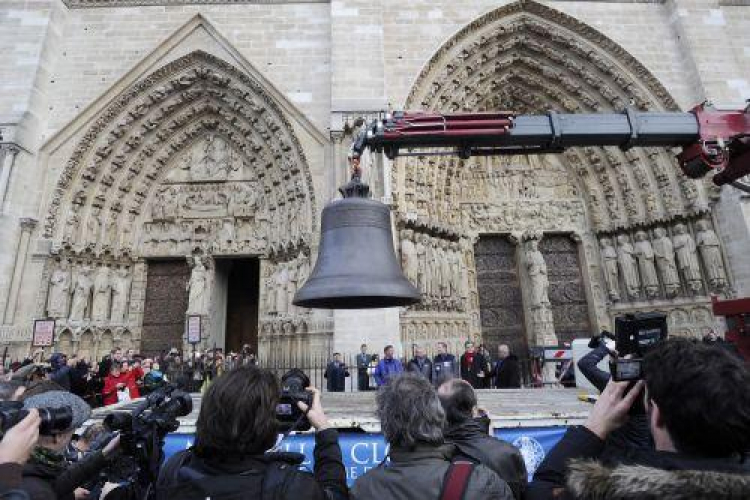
[
  {"xmin": 0, "ymin": 336, "xmax": 747, "ymax": 499},
  {"xmin": 326, "ymin": 341, "xmax": 523, "ymax": 392},
  {"xmin": 2, "ymin": 345, "xmax": 260, "ymax": 410}
]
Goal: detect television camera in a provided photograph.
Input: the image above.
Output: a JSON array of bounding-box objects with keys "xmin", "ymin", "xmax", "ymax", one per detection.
[
  {"xmin": 609, "ymin": 312, "xmax": 668, "ymax": 382},
  {"xmin": 277, "ymin": 369, "xmax": 314, "ymax": 433},
  {"xmin": 92, "ymin": 384, "xmax": 192, "ymax": 499}
]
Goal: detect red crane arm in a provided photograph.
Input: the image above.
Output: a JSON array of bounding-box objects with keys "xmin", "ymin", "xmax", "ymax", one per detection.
[{"xmin": 350, "ymin": 104, "xmax": 750, "ymax": 191}]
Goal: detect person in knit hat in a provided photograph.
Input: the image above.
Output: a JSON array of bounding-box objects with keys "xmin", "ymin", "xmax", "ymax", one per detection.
[{"xmin": 20, "ymin": 390, "xmax": 119, "ymax": 500}]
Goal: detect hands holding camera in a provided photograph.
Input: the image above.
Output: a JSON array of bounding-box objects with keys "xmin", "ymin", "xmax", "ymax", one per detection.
[
  {"xmin": 0, "ymin": 409, "xmax": 40, "ymax": 466},
  {"xmin": 585, "ymin": 379, "xmax": 645, "ymax": 440},
  {"xmin": 296, "ymin": 387, "xmax": 330, "ymax": 432}
]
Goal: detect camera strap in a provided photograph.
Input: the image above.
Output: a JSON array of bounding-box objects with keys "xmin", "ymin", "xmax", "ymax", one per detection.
[{"xmin": 439, "ymin": 459, "xmax": 474, "ymax": 500}]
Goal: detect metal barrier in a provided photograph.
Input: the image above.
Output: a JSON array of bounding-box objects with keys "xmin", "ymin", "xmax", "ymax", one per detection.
[{"xmin": 167, "ymin": 352, "xmax": 547, "ymax": 392}]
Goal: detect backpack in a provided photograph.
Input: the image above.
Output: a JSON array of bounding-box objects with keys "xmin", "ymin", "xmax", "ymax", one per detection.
[{"xmin": 158, "ymin": 451, "xmax": 296, "ymax": 500}]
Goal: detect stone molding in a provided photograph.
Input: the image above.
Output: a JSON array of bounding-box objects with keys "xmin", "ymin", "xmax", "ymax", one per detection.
[{"xmin": 62, "ymin": 0, "xmax": 328, "ymax": 8}]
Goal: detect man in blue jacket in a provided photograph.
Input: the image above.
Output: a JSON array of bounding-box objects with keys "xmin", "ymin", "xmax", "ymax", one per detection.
[{"xmin": 373, "ymin": 345, "xmax": 403, "ymax": 387}]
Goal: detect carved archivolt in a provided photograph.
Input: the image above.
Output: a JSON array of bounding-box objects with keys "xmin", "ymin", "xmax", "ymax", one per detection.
[
  {"xmin": 45, "ymin": 51, "xmax": 316, "ymax": 257},
  {"xmin": 399, "ymin": 0, "xmax": 707, "ymax": 234}
]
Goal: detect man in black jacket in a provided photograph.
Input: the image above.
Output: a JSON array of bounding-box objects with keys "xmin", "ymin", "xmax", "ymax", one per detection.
[
  {"xmin": 155, "ymin": 365, "xmax": 348, "ymax": 500},
  {"xmin": 406, "ymin": 346, "xmax": 433, "ymax": 383},
  {"xmin": 324, "ymin": 353, "xmax": 349, "ymax": 392},
  {"xmin": 491, "ymin": 344, "xmax": 521, "ymax": 389},
  {"xmin": 438, "ymin": 379, "xmax": 527, "ymax": 499},
  {"xmin": 529, "ymin": 339, "xmax": 750, "ymax": 499}
]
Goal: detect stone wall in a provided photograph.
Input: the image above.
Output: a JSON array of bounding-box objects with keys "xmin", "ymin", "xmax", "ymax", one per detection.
[{"xmin": 0, "ymin": 0, "xmax": 748, "ymax": 360}]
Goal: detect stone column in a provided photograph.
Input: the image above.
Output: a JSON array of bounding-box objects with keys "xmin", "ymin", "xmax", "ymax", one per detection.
[
  {"xmin": 3, "ymin": 218, "xmax": 37, "ymax": 324},
  {"xmin": 0, "ymin": 145, "xmax": 20, "ymax": 212}
]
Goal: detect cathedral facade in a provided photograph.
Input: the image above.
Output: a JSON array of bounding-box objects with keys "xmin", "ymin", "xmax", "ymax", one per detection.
[{"xmin": 0, "ymin": 0, "xmax": 748, "ymax": 362}]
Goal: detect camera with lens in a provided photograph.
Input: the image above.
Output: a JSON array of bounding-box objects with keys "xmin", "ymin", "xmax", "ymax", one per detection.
[
  {"xmin": 277, "ymin": 369, "xmax": 313, "ymax": 432},
  {"xmin": 99, "ymin": 384, "xmax": 192, "ymax": 493},
  {"xmin": 609, "ymin": 312, "xmax": 668, "ymax": 382},
  {"xmin": 0, "ymin": 401, "xmax": 72, "ymax": 436}
]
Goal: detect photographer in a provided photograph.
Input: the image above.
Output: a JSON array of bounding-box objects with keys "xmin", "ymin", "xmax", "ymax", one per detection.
[
  {"xmin": 576, "ymin": 332, "xmax": 652, "ymax": 452},
  {"xmin": 155, "ymin": 365, "xmax": 348, "ymax": 500},
  {"xmin": 20, "ymin": 391, "xmax": 120, "ymax": 500},
  {"xmin": 529, "ymin": 339, "xmax": 750, "ymax": 499}
]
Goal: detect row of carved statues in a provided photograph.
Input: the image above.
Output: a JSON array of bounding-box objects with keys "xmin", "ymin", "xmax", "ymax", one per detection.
[
  {"xmin": 46, "ymin": 259, "xmax": 133, "ymax": 324},
  {"xmin": 142, "ymin": 218, "xmax": 270, "ymax": 255},
  {"xmin": 63, "ymin": 180, "xmax": 309, "ymax": 256},
  {"xmin": 599, "ymin": 219, "xmax": 727, "ymax": 302},
  {"xmin": 262, "ymin": 252, "xmax": 311, "ymax": 317},
  {"xmin": 399, "ymin": 230, "xmax": 468, "ymax": 311}
]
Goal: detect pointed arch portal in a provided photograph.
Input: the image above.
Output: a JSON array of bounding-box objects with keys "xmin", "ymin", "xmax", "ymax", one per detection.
[
  {"xmin": 396, "ymin": 0, "xmax": 728, "ymax": 350},
  {"xmin": 40, "ymin": 50, "xmax": 320, "ymax": 356}
]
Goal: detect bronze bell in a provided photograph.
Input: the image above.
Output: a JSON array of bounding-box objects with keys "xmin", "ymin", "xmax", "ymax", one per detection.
[{"xmin": 293, "ymin": 171, "xmax": 421, "ymax": 309}]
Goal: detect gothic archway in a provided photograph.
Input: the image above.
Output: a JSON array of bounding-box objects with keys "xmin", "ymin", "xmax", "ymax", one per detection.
[
  {"xmin": 39, "ymin": 51, "xmax": 320, "ymax": 355},
  {"xmin": 44, "ymin": 50, "xmax": 316, "ymax": 254},
  {"xmin": 396, "ymin": 0, "xmax": 727, "ymax": 350}
]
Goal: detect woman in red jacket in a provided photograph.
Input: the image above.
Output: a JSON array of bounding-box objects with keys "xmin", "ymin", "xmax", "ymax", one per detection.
[
  {"xmin": 102, "ymin": 362, "xmax": 135, "ymax": 406},
  {"xmin": 121, "ymin": 360, "xmax": 143, "ymax": 399}
]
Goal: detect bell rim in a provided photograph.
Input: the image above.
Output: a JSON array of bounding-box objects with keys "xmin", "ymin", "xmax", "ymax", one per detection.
[{"xmin": 292, "ymin": 294, "xmax": 421, "ymax": 309}]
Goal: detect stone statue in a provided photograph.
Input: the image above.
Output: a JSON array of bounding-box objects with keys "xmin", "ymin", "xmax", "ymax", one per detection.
[
  {"xmin": 110, "ymin": 266, "xmax": 132, "ymax": 324},
  {"xmin": 400, "ymin": 229, "xmax": 418, "ymax": 286},
  {"xmin": 103, "ymin": 213, "xmax": 119, "ymax": 250},
  {"xmin": 525, "ymin": 239, "xmax": 550, "ymax": 307},
  {"xmin": 151, "ymin": 188, "xmax": 168, "ymax": 220},
  {"xmin": 415, "ymin": 233, "xmax": 427, "ymax": 295},
  {"xmin": 448, "ymin": 242, "xmax": 461, "ymax": 297},
  {"xmin": 287, "ymin": 259, "xmax": 299, "ymax": 315},
  {"xmin": 428, "ymin": 238, "xmax": 440, "ymax": 299},
  {"xmin": 297, "ymin": 251, "xmax": 310, "ymax": 292},
  {"xmin": 87, "ymin": 207, "xmax": 102, "ymax": 245},
  {"xmin": 695, "ymin": 220, "xmax": 727, "ymax": 289},
  {"xmin": 264, "ymin": 267, "xmax": 276, "ymax": 315},
  {"xmin": 633, "ymin": 231, "xmax": 659, "ymax": 298},
  {"xmin": 63, "ymin": 207, "xmax": 80, "ymax": 244},
  {"xmin": 69, "ymin": 264, "xmax": 93, "ymax": 322},
  {"xmin": 92, "ymin": 265, "xmax": 112, "ymax": 321},
  {"xmin": 439, "ymin": 240, "xmax": 452, "ymax": 299},
  {"xmin": 275, "ymin": 263, "xmax": 289, "ymax": 316},
  {"xmin": 672, "ymin": 223, "xmax": 703, "ymax": 292},
  {"xmin": 599, "ymin": 238, "xmax": 620, "ymax": 301},
  {"xmin": 120, "ymin": 212, "xmax": 136, "ymax": 250},
  {"xmin": 652, "ymin": 227, "xmax": 680, "ymax": 297},
  {"xmin": 187, "ymin": 256, "xmax": 209, "ymax": 314},
  {"xmin": 217, "ymin": 219, "xmax": 235, "ymax": 251},
  {"xmin": 616, "ymin": 234, "xmax": 640, "ymax": 299},
  {"xmin": 47, "ymin": 259, "xmax": 71, "ymax": 318}
]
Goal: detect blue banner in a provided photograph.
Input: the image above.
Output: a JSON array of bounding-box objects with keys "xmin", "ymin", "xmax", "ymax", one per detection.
[{"xmin": 163, "ymin": 426, "xmax": 568, "ymax": 485}]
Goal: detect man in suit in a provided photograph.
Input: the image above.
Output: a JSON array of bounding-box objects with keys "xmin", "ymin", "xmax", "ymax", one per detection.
[
  {"xmin": 460, "ymin": 341, "xmax": 489, "ymax": 389},
  {"xmin": 355, "ymin": 343, "xmax": 372, "ymax": 391}
]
